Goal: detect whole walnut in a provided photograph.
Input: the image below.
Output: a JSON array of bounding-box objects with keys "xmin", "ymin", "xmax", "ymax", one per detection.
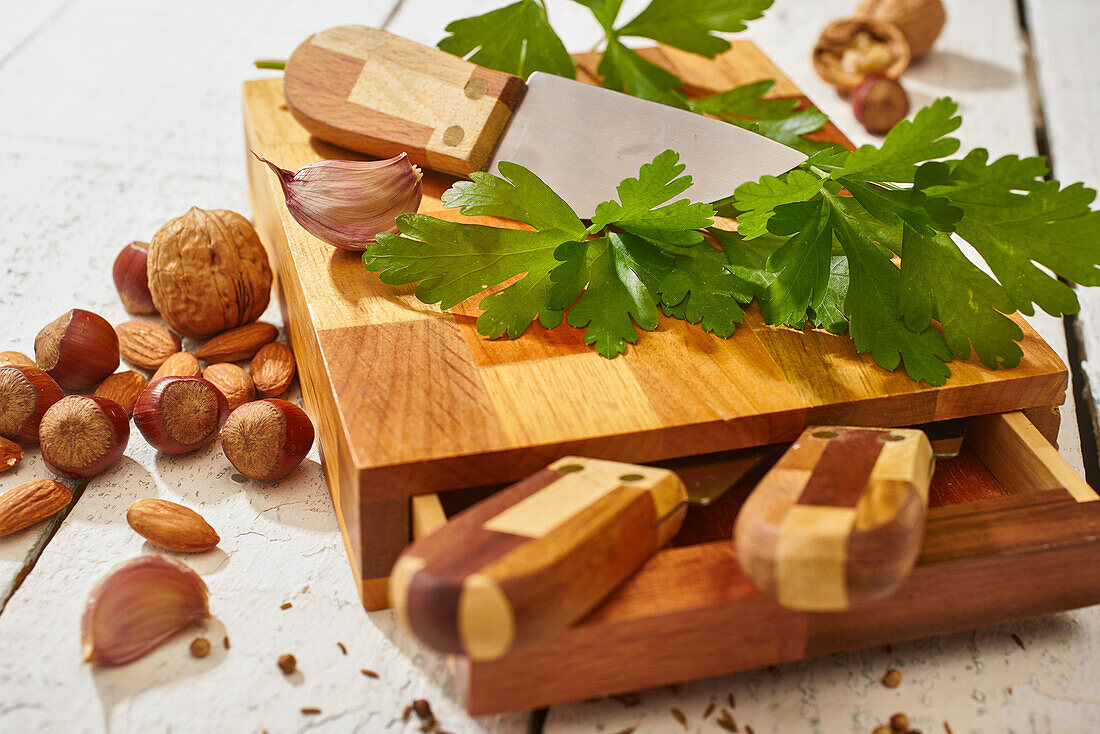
[{"xmin": 147, "ymin": 207, "xmax": 273, "ymax": 338}]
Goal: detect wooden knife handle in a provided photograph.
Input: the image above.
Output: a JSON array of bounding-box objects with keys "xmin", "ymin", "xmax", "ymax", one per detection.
[
  {"xmin": 390, "ymin": 457, "xmax": 687, "ymax": 661},
  {"xmin": 734, "ymin": 426, "xmax": 934, "ymax": 611},
  {"xmin": 283, "ymin": 25, "xmax": 526, "ymax": 176}
]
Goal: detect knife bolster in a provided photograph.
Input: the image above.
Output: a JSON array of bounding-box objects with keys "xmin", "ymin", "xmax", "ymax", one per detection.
[{"xmin": 284, "ymin": 25, "xmax": 525, "ymax": 176}]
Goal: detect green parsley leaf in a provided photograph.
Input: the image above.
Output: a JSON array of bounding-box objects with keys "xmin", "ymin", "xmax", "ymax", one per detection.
[
  {"xmin": 615, "ymin": 0, "xmax": 774, "ymax": 58},
  {"xmin": 730, "ymin": 168, "xmax": 824, "ymax": 239},
  {"xmin": 438, "ymin": 0, "xmax": 575, "ymax": 79},
  {"xmin": 833, "ymin": 97, "xmax": 961, "ymax": 183},
  {"xmin": 572, "ymin": 0, "xmax": 625, "ymax": 31},
  {"xmin": 842, "ymin": 181, "xmax": 962, "ymax": 236},
  {"xmin": 442, "ymin": 161, "xmax": 586, "ymax": 238},
  {"xmin": 657, "ymin": 240, "xmax": 753, "ymax": 337},
  {"xmin": 596, "ymin": 37, "xmax": 682, "ymax": 101},
  {"xmin": 688, "ymin": 79, "xmax": 799, "ymax": 120},
  {"xmin": 759, "ymin": 199, "xmax": 833, "ymax": 327},
  {"xmin": 589, "ymin": 149, "xmax": 715, "ymax": 244},
  {"xmin": 919, "ymin": 149, "xmax": 1100, "ymax": 315}
]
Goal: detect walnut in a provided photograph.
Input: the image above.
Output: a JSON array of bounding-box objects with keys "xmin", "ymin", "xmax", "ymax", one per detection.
[
  {"xmin": 813, "ymin": 18, "xmax": 911, "ymax": 94},
  {"xmin": 856, "ymin": 0, "xmax": 945, "ymax": 59},
  {"xmin": 147, "ymin": 207, "xmax": 273, "ymax": 338}
]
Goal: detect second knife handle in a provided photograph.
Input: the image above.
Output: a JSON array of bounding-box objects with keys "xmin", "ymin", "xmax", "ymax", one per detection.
[
  {"xmin": 734, "ymin": 426, "xmax": 934, "ymax": 612},
  {"xmin": 390, "ymin": 457, "xmax": 687, "ymax": 661},
  {"xmin": 284, "ymin": 26, "xmax": 526, "ymax": 176}
]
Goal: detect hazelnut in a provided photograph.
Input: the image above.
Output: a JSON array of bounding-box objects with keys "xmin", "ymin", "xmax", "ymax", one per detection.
[
  {"xmin": 221, "ymin": 399, "xmax": 314, "ymax": 482},
  {"xmin": 34, "ymin": 309, "xmax": 121, "ymax": 392},
  {"xmin": 113, "ymin": 241, "xmax": 157, "ymax": 315},
  {"xmin": 39, "ymin": 395, "xmax": 129, "ymax": 479},
  {"xmin": 277, "ymin": 653, "xmax": 297, "ymax": 674},
  {"xmin": 202, "ymin": 363, "xmax": 255, "ymax": 411},
  {"xmin": 0, "ymin": 351, "xmax": 36, "ymax": 368},
  {"xmin": 133, "ymin": 377, "xmax": 229, "ymax": 455},
  {"xmin": 0, "ymin": 365, "xmax": 65, "ymax": 443},
  {"xmin": 851, "ymin": 74, "xmax": 910, "ymax": 134},
  {"xmin": 147, "ymin": 207, "xmax": 272, "ymax": 338},
  {"xmin": 152, "ymin": 352, "xmax": 202, "ymax": 381},
  {"xmin": 115, "ymin": 321, "xmax": 182, "ymax": 370},
  {"xmin": 856, "ymin": 0, "xmax": 945, "ymax": 58},
  {"xmin": 813, "ymin": 18, "xmax": 910, "ymax": 93},
  {"xmin": 882, "ymin": 667, "xmax": 903, "ymax": 687}
]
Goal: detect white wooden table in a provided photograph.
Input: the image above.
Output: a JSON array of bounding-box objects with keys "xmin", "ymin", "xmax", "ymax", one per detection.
[{"xmin": 1, "ymin": 1, "xmax": 1098, "ymax": 732}]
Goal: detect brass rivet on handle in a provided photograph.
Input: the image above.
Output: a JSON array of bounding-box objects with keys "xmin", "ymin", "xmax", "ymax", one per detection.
[
  {"xmin": 883, "ymin": 433, "xmax": 906, "ymax": 442},
  {"xmin": 620, "ymin": 473, "xmax": 644, "ymax": 482},
  {"xmin": 811, "ymin": 430, "xmax": 837, "ymax": 439},
  {"xmin": 557, "ymin": 464, "xmax": 584, "ymax": 473},
  {"xmin": 464, "ymin": 78, "xmax": 488, "ymax": 100},
  {"xmin": 443, "ymin": 125, "xmax": 465, "ymax": 146}
]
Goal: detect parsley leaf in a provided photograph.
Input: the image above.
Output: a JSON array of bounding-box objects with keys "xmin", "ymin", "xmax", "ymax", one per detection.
[
  {"xmin": 658, "ymin": 241, "xmax": 753, "ymax": 337},
  {"xmin": 438, "ymin": 0, "xmax": 575, "ymax": 79},
  {"xmin": 572, "ymin": 0, "xmax": 626, "ymax": 31},
  {"xmin": 589, "ymin": 149, "xmax": 715, "ymax": 244},
  {"xmin": 833, "ymin": 97, "xmax": 961, "ymax": 183},
  {"xmin": 615, "ymin": 0, "xmax": 774, "ymax": 58},
  {"xmin": 596, "ymin": 38, "xmax": 682, "ymax": 101}
]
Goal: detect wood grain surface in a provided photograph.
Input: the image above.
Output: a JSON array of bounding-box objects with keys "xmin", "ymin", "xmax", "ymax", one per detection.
[
  {"xmin": 244, "ymin": 40, "xmax": 1071, "ymax": 610},
  {"xmin": 455, "ymin": 414, "xmax": 1100, "ymax": 714}
]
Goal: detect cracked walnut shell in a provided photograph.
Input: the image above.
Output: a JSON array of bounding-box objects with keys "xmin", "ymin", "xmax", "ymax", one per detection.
[{"xmin": 147, "ymin": 207, "xmax": 273, "ymax": 338}]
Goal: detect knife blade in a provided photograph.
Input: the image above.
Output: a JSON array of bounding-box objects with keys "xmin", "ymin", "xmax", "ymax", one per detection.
[{"xmin": 282, "ymin": 26, "xmax": 807, "ymax": 218}]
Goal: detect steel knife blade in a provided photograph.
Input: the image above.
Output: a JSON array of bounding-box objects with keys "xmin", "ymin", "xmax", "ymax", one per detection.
[{"xmin": 282, "ymin": 26, "xmax": 807, "ymax": 218}]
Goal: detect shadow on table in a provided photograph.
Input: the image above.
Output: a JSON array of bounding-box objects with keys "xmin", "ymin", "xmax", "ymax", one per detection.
[
  {"xmin": 907, "ymin": 50, "xmax": 1018, "ymax": 90},
  {"xmin": 92, "ymin": 616, "xmax": 228, "ymax": 732}
]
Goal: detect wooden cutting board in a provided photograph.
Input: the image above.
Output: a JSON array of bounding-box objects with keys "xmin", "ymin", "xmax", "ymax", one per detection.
[{"xmin": 242, "ymin": 42, "xmax": 1069, "ymax": 609}]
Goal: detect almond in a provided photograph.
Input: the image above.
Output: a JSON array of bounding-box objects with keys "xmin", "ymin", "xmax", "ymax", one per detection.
[
  {"xmin": 250, "ymin": 342, "xmax": 296, "ymax": 398},
  {"xmin": 94, "ymin": 370, "xmax": 148, "ymax": 418},
  {"xmin": 0, "ymin": 478, "xmax": 72, "ymax": 535},
  {"xmin": 116, "ymin": 321, "xmax": 182, "ymax": 370},
  {"xmin": 195, "ymin": 322, "xmax": 278, "ymax": 363},
  {"xmin": 126, "ymin": 498, "xmax": 220, "ymax": 552},
  {"xmin": 152, "ymin": 351, "xmax": 202, "ymax": 381},
  {"xmin": 0, "ymin": 351, "xmax": 36, "ymax": 368},
  {"xmin": 202, "ymin": 363, "xmax": 255, "ymax": 411},
  {"xmin": 0, "ymin": 436, "xmax": 23, "ymax": 472}
]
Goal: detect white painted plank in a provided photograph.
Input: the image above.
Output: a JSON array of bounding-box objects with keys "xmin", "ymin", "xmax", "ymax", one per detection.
[
  {"xmin": 0, "ymin": 1, "xmax": 528, "ymax": 731},
  {"xmin": 505, "ymin": 0, "xmax": 1097, "ymax": 730},
  {"xmin": 1026, "ymin": 0, "xmax": 1100, "ymax": 461}
]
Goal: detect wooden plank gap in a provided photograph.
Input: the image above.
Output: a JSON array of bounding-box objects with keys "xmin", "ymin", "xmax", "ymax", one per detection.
[
  {"xmin": 1015, "ymin": 0, "xmax": 1100, "ymax": 490},
  {"xmin": 0, "ymin": 477, "xmax": 89, "ymax": 615}
]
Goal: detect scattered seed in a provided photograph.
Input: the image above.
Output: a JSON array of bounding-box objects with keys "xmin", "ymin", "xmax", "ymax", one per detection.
[
  {"xmin": 412, "ymin": 699, "xmax": 433, "ymax": 720},
  {"xmin": 666, "ymin": 683, "xmax": 681, "ymax": 697},
  {"xmin": 1011, "ymin": 633, "xmax": 1026, "ymax": 650},
  {"xmin": 402, "ymin": 704, "xmax": 413, "ymax": 722},
  {"xmin": 231, "ymin": 473, "xmax": 248, "ymax": 483},
  {"xmin": 716, "ymin": 709, "xmax": 738, "ymax": 732},
  {"xmin": 190, "ymin": 637, "xmax": 210, "ymax": 658},
  {"xmin": 882, "ymin": 668, "xmax": 903, "ymax": 688},
  {"xmin": 944, "ymin": 723, "xmax": 954, "ymax": 734},
  {"xmin": 703, "ymin": 702, "xmax": 715, "ymax": 719},
  {"xmin": 300, "ymin": 707, "xmax": 321, "ymax": 715},
  {"xmin": 610, "ymin": 727, "xmax": 636, "ymax": 734},
  {"xmin": 223, "ymin": 635, "xmax": 230, "ymax": 650},
  {"xmin": 337, "ymin": 641, "xmax": 347, "ymax": 655},
  {"xmin": 280, "ymin": 602, "xmax": 292, "ymax": 610},
  {"xmin": 671, "ymin": 707, "xmax": 687, "ymax": 729},
  {"xmin": 890, "ymin": 712, "xmax": 910, "ymax": 730},
  {"xmin": 361, "ymin": 668, "xmax": 380, "ymax": 679},
  {"xmin": 1007, "ymin": 686, "xmax": 1013, "ymax": 695},
  {"xmin": 745, "ymin": 725, "xmax": 756, "ymax": 734},
  {"xmin": 611, "ymin": 693, "xmax": 641, "ymax": 707},
  {"xmin": 278, "ymin": 653, "xmax": 297, "ymax": 674}
]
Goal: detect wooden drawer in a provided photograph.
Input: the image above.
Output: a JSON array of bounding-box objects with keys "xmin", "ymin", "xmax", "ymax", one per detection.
[{"xmin": 410, "ymin": 411, "xmax": 1099, "ymax": 715}]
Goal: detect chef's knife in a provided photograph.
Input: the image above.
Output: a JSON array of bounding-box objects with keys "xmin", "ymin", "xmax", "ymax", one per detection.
[
  {"xmin": 390, "ymin": 421, "xmax": 962, "ymax": 660},
  {"xmin": 282, "ymin": 26, "xmax": 807, "ymax": 218}
]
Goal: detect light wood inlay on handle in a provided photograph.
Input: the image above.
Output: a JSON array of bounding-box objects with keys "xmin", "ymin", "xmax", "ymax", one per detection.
[
  {"xmin": 734, "ymin": 426, "xmax": 933, "ymax": 611},
  {"xmin": 390, "ymin": 457, "xmax": 687, "ymax": 660},
  {"xmin": 283, "ymin": 26, "xmax": 526, "ymax": 176}
]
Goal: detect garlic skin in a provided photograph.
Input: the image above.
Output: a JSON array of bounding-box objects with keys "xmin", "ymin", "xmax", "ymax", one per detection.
[
  {"xmin": 256, "ymin": 152, "xmax": 423, "ymax": 252},
  {"xmin": 81, "ymin": 555, "xmax": 209, "ymax": 665}
]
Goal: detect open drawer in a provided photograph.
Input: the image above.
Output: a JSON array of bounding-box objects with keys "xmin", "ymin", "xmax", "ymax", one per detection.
[{"xmin": 409, "ymin": 412, "xmax": 1100, "ymax": 715}]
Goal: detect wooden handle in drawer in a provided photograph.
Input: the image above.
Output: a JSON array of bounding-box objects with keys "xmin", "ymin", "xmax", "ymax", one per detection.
[
  {"xmin": 283, "ymin": 25, "xmax": 526, "ymax": 176},
  {"xmin": 734, "ymin": 426, "xmax": 934, "ymax": 611},
  {"xmin": 390, "ymin": 457, "xmax": 687, "ymax": 661}
]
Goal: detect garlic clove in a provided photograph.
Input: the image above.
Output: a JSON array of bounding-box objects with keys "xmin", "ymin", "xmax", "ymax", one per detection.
[
  {"xmin": 81, "ymin": 555, "xmax": 210, "ymax": 665},
  {"xmin": 255, "ymin": 152, "xmax": 423, "ymax": 252}
]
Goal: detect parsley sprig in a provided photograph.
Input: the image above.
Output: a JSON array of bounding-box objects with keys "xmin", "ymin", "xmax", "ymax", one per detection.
[
  {"xmin": 438, "ymin": 0, "xmax": 827, "ymax": 153},
  {"xmin": 364, "ymin": 98, "xmax": 1100, "ymax": 385}
]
